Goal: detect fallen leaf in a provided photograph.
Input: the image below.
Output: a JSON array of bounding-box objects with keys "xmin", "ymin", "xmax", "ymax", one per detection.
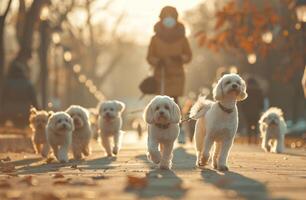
[
  {"xmin": 0, "ymin": 180, "xmax": 12, "ymax": 188},
  {"xmin": 20, "ymin": 175, "xmax": 39, "ymax": 186},
  {"xmin": 71, "ymin": 164, "xmax": 78, "ymax": 169},
  {"xmin": 70, "ymin": 180, "xmax": 97, "ymax": 186},
  {"xmin": 126, "ymin": 175, "xmax": 148, "ymax": 189},
  {"xmin": 53, "ymin": 179, "xmax": 70, "ymax": 185},
  {"xmin": 91, "ymin": 175, "xmax": 108, "ymax": 180},
  {"xmin": 53, "ymin": 173, "xmax": 65, "ymax": 179},
  {"xmin": 1, "ymin": 156, "xmax": 11, "ymax": 162},
  {"xmin": 0, "ymin": 163, "xmax": 16, "ymax": 173}
]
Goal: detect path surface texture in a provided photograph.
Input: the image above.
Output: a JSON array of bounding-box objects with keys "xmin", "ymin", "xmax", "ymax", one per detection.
[{"xmin": 0, "ymin": 132, "xmax": 305, "ymax": 200}]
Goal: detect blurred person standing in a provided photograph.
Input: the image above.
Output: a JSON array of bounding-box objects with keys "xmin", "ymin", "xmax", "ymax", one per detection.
[
  {"xmin": 147, "ymin": 6, "xmax": 192, "ymax": 143},
  {"xmin": 0, "ymin": 60, "xmax": 38, "ymax": 128}
]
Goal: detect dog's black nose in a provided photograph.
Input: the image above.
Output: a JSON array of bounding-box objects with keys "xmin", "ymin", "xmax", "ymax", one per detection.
[
  {"xmin": 159, "ymin": 111, "xmax": 164, "ymax": 115},
  {"xmin": 232, "ymin": 84, "xmax": 238, "ymax": 89}
]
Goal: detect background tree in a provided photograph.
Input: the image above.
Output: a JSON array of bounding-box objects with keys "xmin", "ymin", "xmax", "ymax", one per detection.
[{"xmin": 186, "ymin": 0, "xmax": 305, "ymax": 122}]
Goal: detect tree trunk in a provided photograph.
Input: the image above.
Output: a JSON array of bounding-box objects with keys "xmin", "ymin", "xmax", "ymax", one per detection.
[
  {"xmin": 15, "ymin": 0, "xmax": 47, "ymax": 64},
  {"xmin": 39, "ymin": 20, "xmax": 50, "ymax": 109},
  {"xmin": 0, "ymin": 0, "xmax": 13, "ymax": 91}
]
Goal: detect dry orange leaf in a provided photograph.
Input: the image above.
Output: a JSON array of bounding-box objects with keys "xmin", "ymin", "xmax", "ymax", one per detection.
[
  {"xmin": 0, "ymin": 163, "xmax": 16, "ymax": 173},
  {"xmin": 53, "ymin": 173, "xmax": 65, "ymax": 179},
  {"xmin": 20, "ymin": 175, "xmax": 39, "ymax": 186},
  {"xmin": 0, "ymin": 180, "xmax": 12, "ymax": 188},
  {"xmin": 126, "ymin": 175, "xmax": 148, "ymax": 189}
]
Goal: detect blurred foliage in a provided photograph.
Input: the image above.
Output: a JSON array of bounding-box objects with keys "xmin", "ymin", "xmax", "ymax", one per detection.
[{"xmin": 194, "ymin": 0, "xmax": 305, "ymax": 82}]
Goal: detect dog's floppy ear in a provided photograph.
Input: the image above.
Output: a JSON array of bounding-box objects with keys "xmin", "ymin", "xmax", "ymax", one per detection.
[
  {"xmin": 238, "ymin": 79, "xmax": 248, "ymax": 101},
  {"xmin": 143, "ymin": 100, "xmax": 154, "ymax": 124},
  {"xmin": 115, "ymin": 101, "xmax": 126, "ymax": 113},
  {"xmin": 98, "ymin": 101, "xmax": 105, "ymax": 114},
  {"xmin": 170, "ymin": 100, "xmax": 181, "ymax": 124},
  {"xmin": 213, "ymin": 78, "xmax": 223, "ymax": 101},
  {"xmin": 30, "ymin": 106, "xmax": 37, "ymax": 115}
]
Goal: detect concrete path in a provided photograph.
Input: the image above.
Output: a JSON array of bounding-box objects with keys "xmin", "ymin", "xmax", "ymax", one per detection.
[{"xmin": 0, "ymin": 132, "xmax": 305, "ymax": 200}]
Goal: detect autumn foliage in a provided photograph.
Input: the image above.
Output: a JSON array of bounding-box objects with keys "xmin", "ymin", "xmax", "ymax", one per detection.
[{"xmin": 196, "ymin": 0, "xmax": 305, "ymax": 82}]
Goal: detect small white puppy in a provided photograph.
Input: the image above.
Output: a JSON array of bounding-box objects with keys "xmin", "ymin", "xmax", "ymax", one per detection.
[
  {"xmin": 190, "ymin": 74, "xmax": 247, "ymax": 171},
  {"xmin": 46, "ymin": 112, "xmax": 74, "ymax": 163},
  {"xmin": 66, "ymin": 105, "xmax": 92, "ymax": 160},
  {"xmin": 259, "ymin": 107, "xmax": 287, "ymax": 153},
  {"xmin": 98, "ymin": 100, "xmax": 125, "ymax": 157},
  {"xmin": 143, "ymin": 96, "xmax": 181, "ymax": 169}
]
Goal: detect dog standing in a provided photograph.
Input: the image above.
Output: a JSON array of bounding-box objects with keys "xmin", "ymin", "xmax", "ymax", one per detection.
[
  {"xmin": 259, "ymin": 107, "xmax": 287, "ymax": 153},
  {"xmin": 190, "ymin": 74, "xmax": 248, "ymax": 171},
  {"xmin": 29, "ymin": 107, "xmax": 52, "ymax": 157},
  {"xmin": 143, "ymin": 96, "xmax": 181, "ymax": 169},
  {"xmin": 98, "ymin": 100, "xmax": 125, "ymax": 157},
  {"xmin": 66, "ymin": 105, "xmax": 92, "ymax": 160},
  {"xmin": 46, "ymin": 112, "xmax": 74, "ymax": 163}
]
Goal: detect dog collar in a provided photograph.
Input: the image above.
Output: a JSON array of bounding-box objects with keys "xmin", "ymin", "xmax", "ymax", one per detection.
[
  {"xmin": 154, "ymin": 123, "xmax": 170, "ymax": 129},
  {"xmin": 218, "ymin": 102, "xmax": 234, "ymax": 114}
]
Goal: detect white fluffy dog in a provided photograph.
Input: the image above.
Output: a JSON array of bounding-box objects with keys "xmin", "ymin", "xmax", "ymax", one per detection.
[
  {"xmin": 98, "ymin": 100, "xmax": 125, "ymax": 157},
  {"xmin": 190, "ymin": 74, "xmax": 248, "ymax": 171},
  {"xmin": 46, "ymin": 112, "xmax": 74, "ymax": 163},
  {"xmin": 143, "ymin": 96, "xmax": 181, "ymax": 169},
  {"xmin": 259, "ymin": 107, "xmax": 287, "ymax": 153},
  {"xmin": 66, "ymin": 105, "xmax": 92, "ymax": 160}
]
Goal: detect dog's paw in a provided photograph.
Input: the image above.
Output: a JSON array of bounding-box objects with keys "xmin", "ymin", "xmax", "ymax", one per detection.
[
  {"xmin": 218, "ymin": 165, "xmax": 229, "ymax": 172},
  {"xmin": 159, "ymin": 164, "xmax": 171, "ymax": 170},
  {"xmin": 197, "ymin": 156, "xmax": 209, "ymax": 167},
  {"xmin": 82, "ymin": 147, "xmax": 91, "ymax": 156},
  {"xmin": 264, "ymin": 145, "xmax": 271, "ymax": 152},
  {"xmin": 212, "ymin": 162, "xmax": 218, "ymax": 169},
  {"xmin": 73, "ymin": 154, "xmax": 83, "ymax": 160},
  {"xmin": 147, "ymin": 152, "xmax": 161, "ymax": 164},
  {"xmin": 112, "ymin": 147, "xmax": 119, "ymax": 155}
]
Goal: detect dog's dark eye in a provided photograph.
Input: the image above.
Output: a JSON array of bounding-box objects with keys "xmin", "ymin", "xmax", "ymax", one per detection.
[
  {"xmin": 155, "ymin": 106, "xmax": 159, "ymax": 110},
  {"xmin": 236, "ymin": 81, "xmax": 241, "ymax": 85},
  {"xmin": 110, "ymin": 108, "xmax": 114, "ymax": 111},
  {"xmin": 65, "ymin": 118, "xmax": 68, "ymax": 122},
  {"xmin": 58, "ymin": 119, "xmax": 62, "ymax": 123},
  {"xmin": 165, "ymin": 105, "xmax": 169, "ymax": 110},
  {"xmin": 225, "ymin": 80, "xmax": 231, "ymax": 85},
  {"xmin": 103, "ymin": 108, "xmax": 107, "ymax": 111}
]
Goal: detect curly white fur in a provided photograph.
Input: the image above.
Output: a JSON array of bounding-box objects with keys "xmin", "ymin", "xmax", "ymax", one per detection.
[
  {"xmin": 259, "ymin": 107, "xmax": 287, "ymax": 153},
  {"xmin": 190, "ymin": 74, "xmax": 248, "ymax": 171},
  {"xmin": 66, "ymin": 105, "xmax": 92, "ymax": 160},
  {"xmin": 98, "ymin": 100, "xmax": 125, "ymax": 157},
  {"xmin": 143, "ymin": 95, "xmax": 181, "ymax": 169},
  {"xmin": 46, "ymin": 112, "xmax": 74, "ymax": 163}
]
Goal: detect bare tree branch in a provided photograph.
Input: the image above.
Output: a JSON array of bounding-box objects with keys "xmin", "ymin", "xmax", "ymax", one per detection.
[{"xmin": 2, "ymin": 0, "xmax": 13, "ymax": 18}]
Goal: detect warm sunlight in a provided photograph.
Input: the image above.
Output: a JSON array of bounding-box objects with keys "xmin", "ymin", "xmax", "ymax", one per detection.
[{"xmin": 94, "ymin": 0, "xmax": 205, "ymax": 43}]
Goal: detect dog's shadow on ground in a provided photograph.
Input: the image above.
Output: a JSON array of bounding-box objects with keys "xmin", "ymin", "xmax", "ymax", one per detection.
[
  {"xmin": 130, "ymin": 146, "xmax": 196, "ymax": 199},
  {"xmin": 173, "ymin": 146, "xmax": 197, "ymax": 170},
  {"xmin": 14, "ymin": 154, "xmax": 117, "ymax": 175},
  {"xmin": 79, "ymin": 156, "xmax": 117, "ymax": 171},
  {"xmin": 126, "ymin": 168, "xmax": 187, "ymax": 199},
  {"xmin": 15, "ymin": 159, "xmax": 73, "ymax": 175},
  {"xmin": 201, "ymin": 168, "xmax": 288, "ymax": 200}
]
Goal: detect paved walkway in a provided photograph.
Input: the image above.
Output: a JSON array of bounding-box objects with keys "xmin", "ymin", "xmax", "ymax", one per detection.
[{"xmin": 0, "ymin": 132, "xmax": 305, "ymax": 200}]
